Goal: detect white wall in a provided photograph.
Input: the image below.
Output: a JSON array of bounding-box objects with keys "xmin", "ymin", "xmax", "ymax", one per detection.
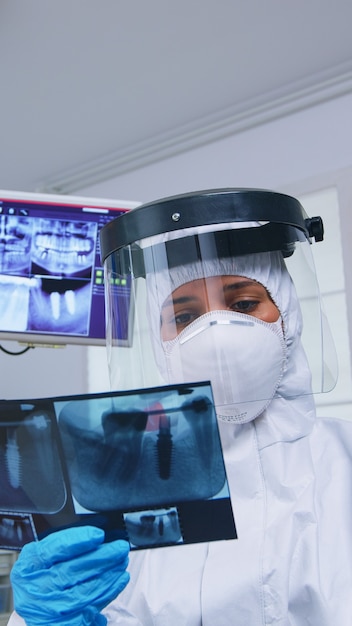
[
  {"xmin": 0, "ymin": 343, "xmax": 88, "ymax": 400},
  {"xmin": 2, "ymin": 91, "xmax": 352, "ymax": 401},
  {"xmin": 78, "ymin": 92, "xmax": 352, "ymax": 203}
]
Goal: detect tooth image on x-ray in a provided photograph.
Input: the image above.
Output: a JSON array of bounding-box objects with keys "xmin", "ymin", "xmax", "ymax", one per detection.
[
  {"xmin": 31, "ymin": 219, "xmax": 97, "ymax": 276},
  {"xmin": 124, "ymin": 507, "xmax": 183, "ymax": 548},
  {"xmin": 0, "ymin": 275, "xmax": 37, "ymax": 331},
  {"xmin": 0, "ymin": 514, "xmax": 36, "ymax": 549},
  {"xmin": 0, "ymin": 405, "xmax": 67, "ymax": 514},
  {"xmin": 57, "ymin": 389, "xmax": 226, "ymax": 512},
  {"xmin": 0, "ymin": 215, "xmax": 32, "ymax": 274},
  {"xmin": 27, "ymin": 277, "xmax": 91, "ymax": 334},
  {"xmin": 0, "ymin": 216, "xmax": 33, "ymax": 331}
]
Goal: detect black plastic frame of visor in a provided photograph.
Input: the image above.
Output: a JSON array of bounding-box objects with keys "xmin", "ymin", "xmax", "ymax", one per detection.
[
  {"xmin": 100, "ymin": 188, "xmax": 323, "ymax": 264},
  {"xmin": 107, "ymin": 223, "xmax": 308, "ymax": 279}
]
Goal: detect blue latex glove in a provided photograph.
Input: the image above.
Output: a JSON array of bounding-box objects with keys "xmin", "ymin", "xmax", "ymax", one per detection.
[{"xmin": 10, "ymin": 526, "xmax": 130, "ymax": 626}]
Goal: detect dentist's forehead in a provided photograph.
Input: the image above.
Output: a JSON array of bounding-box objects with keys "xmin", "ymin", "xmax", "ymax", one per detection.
[
  {"xmin": 158, "ymin": 253, "xmax": 279, "ymax": 305},
  {"xmin": 162, "ymin": 276, "xmax": 263, "ymax": 308}
]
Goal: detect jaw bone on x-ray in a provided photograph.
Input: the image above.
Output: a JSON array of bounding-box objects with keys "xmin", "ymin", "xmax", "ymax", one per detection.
[{"xmin": 57, "ymin": 386, "xmax": 226, "ymax": 511}]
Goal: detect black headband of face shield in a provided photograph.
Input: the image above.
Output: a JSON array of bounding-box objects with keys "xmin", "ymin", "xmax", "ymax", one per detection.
[
  {"xmin": 100, "ymin": 188, "xmax": 324, "ymax": 268},
  {"xmin": 109, "ymin": 222, "xmax": 310, "ymax": 279}
]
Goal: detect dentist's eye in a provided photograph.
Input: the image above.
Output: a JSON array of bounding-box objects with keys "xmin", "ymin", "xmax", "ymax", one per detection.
[
  {"xmin": 230, "ymin": 300, "xmax": 259, "ymax": 314},
  {"xmin": 174, "ymin": 312, "xmax": 199, "ymax": 327},
  {"xmin": 161, "ymin": 309, "xmax": 201, "ymax": 337}
]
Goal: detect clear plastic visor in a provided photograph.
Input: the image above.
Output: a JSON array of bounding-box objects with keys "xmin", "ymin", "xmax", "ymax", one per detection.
[{"xmin": 104, "ymin": 224, "xmax": 337, "ymax": 416}]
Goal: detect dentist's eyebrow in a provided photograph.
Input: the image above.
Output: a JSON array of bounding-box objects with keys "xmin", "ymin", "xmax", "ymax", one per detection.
[
  {"xmin": 162, "ymin": 295, "xmax": 200, "ymax": 310},
  {"xmin": 222, "ymin": 279, "xmax": 258, "ymax": 293}
]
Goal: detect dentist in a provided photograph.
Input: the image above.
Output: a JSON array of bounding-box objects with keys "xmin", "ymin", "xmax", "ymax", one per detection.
[{"xmin": 9, "ymin": 189, "xmax": 352, "ymax": 625}]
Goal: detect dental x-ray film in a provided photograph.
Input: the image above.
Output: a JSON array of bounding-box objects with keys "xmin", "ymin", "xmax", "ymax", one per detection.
[{"xmin": 0, "ymin": 382, "xmax": 236, "ymax": 551}]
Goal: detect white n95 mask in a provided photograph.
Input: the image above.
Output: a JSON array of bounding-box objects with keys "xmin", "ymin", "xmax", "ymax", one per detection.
[{"xmin": 162, "ymin": 310, "xmax": 287, "ymax": 423}]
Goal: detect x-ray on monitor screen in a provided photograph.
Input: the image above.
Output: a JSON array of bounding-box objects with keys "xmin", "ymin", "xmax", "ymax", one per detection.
[{"xmin": 0, "ymin": 190, "xmax": 140, "ymax": 346}]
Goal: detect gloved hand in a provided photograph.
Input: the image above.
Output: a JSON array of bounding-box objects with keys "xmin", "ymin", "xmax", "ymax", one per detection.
[{"xmin": 10, "ymin": 525, "xmax": 130, "ymax": 626}]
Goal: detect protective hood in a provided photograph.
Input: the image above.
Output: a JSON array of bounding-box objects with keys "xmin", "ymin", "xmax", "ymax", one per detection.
[{"xmin": 145, "ymin": 248, "xmax": 316, "ymax": 444}]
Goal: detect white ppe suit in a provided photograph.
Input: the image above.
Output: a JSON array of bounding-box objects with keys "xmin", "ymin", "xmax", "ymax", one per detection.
[{"xmin": 8, "ymin": 251, "xmax": 352, "ymax": 625}]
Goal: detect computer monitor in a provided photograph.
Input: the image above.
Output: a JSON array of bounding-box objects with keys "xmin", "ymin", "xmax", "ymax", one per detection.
[{"xmin": 0, "ymin": 189, "xmax": 140, "ymax": 346}]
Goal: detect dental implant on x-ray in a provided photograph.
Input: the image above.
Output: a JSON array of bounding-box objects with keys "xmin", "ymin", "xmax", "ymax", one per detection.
[
  {"xmin": 0, "ymin": 407, "xmax": 67, "ymax": 515},
  {"xmin": 156, "ymin": 414, "xmax": 173, "ymax": 480},
  {"xmin": 2, "ymin": 415, "xmax": 50, "ymax": 492},
  {"xmin": 49, "ymin": 289, "xmax": 76, "ymax": 321},
  {"xmin": 2, "ymin": 413, "xmax": 51, "ymax": 491},
  {"xmin": 5, "ymin": 426, "xmax": 21, "ymax": 490}
]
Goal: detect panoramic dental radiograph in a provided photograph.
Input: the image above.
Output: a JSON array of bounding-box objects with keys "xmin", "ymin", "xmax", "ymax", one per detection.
[
  {"xmin": 31, "ymin": 219, "xmax": 96, "ymax": 275},
  {"xmin": 28, "ymin": 219, "xmax": 97, "ymax": 334},
  {"xmin": 0, "ymin": 215, "xmax": 98, "ymax": 336}
]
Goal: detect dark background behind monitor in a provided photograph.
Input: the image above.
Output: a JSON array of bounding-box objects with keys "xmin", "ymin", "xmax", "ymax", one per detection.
[{"xmin": 0, "ymin": 190, "xmax": 140, "ymax": 347}]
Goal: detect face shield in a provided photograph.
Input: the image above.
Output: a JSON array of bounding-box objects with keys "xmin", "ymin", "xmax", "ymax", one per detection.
[{"xmin": 100, "ymin": 189, "xmax": 337, "ymax": 422}]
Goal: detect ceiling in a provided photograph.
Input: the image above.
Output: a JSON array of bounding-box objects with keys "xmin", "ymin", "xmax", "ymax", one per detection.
[{"xmin": 1, "ymin": 0, "xmax": 352, "ymax": 194}]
